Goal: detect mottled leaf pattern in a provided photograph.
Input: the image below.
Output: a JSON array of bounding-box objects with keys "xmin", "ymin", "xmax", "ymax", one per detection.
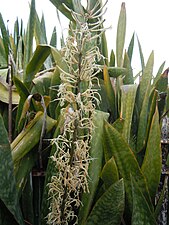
[
  {"xmin": 131, "ymin": 176, "xmax": 157, "ymax": 225},
  {"xmin": 0, "ymin": 114, "xmax": 24, "ymax": 224},
  {"xmin": 86, "ymin": 179, "xmax": 125, "ymax": 225}
]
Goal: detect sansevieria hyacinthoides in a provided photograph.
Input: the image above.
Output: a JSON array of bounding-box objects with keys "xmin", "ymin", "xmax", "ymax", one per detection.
[{"xmin": 47, "ymin": 0, "xmax": 107, "ymax": 224}]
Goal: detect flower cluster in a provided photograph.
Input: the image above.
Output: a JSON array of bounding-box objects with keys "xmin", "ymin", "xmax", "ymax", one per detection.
[{"xmin": 47, "ymin": 1, "xmax": 107, "ymax": 224}]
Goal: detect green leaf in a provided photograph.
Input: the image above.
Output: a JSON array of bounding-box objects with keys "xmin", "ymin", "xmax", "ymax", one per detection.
[
  {"xmin": 40, "ymin": 13, "xmax": 48, "ymax": 44},
  {"xmin": 131, "ymin": 176, "xmax": 157, "ymax": 225},
  {"xmin": 26, "ymin": 44, "xmax": 68, "ymax": 85},
  {"xmin": 73, "ymin": 0, "xmax": 85, "ymax": 23},
  {"xmin": 138, "ymin": 51, "xmax": 154, "ymax": 112},
  {"xmin": 155, "ymin": 67, "xmax": 168, "ymax": 93},
  {"xmin": 0, "ymin": 13, "xmax": 10, "ymax": 61},
  {"xmin": 13, "ymin": 76, "xmax": 32, "ymax": 133},
  {"xmin": 0, "ymin": 38, "xmax": 7, "ymax": 67},
  {"xmin": 32, "ymin": 71, "xmax": 54, "ymax": 96},
  {"xmin": 11, "ymin": 112, "xmax": 57, "ymax": 163},
  {"xmin": 156, "ymin": 68, "xmax": 168, "ymax": 117},
  {"xmin": 23, "ymin": 0, "xmax": 36, "ymax": 83},
  {"xmin": 153, "ymin": 61, "xmax": 165, "ymax": 86},
  {"xmin": 86, "ymin": 179, "xmax": 125, "ymax": 225},
  {"xmin": 103, "ymin": 65, "xmax": 117, "ymax": 121},
  {"xmin": 15, "ymin": 151, "xmax": 37, "ymax": 197},
  {"xmin": 34, "ymin": 8, "xmax": 47, "ymax": 45},
  {"xmin": 50, "ymin": 26, "xmax": 57, "ymax": 48},
  {"xmin": 21, "ymin": 176, "xmax": 34, "ymax": 225},
  {"xmin": 78, "ymin": 111, "xmax": 109, "ymax": 225},
  {"xmin": 0, "ymin": 81, "xmax": 20, "ymax": 104},
  {"xmin": 49, "ymin": 0, "xmax": 74, "ymax": 21},
  {"xmin": 136, "ymin": 52, "xmax": 154, "ymax": 152},
  {"xmin": 25, "ymin": 44, "xmax": 51, "ymax": 84},
  {"xmin": 109, "ymin": 49, "xmax": 115, "ymax": 67},
  {"xmin": 136, "ymin": 89, "xmax": 150, "ymax": 153},
  {"xmin": 127, "ymin": 32, "xmax": 135, "ymax": 62},
  {"xmin": 137, "ymin": 36, "xmax": 145, "ymax": 70},
  {"xmin": 101, "ymin": 32, "xmax": 109, "ymax": 66},
  {"xmin": 101, "ymin": 156, "xmax": 119, "ymax": 189},
  {"xmin": 108, "ymin": 67, "xmax": 128, "ymax": 78},
  {"xmin": 123, "ymin": 51, "xmax": 134, "ymax": 84},
  {"xmin": 112, "ymin": 118, "xmax": 124, "ymax": 133},
  {"xmin": 34, "ymin": 10, "xmax": 53, "ymax": 69},
  {"xmin": 15, "ymin": 37, "xmax": 24, "ymax": 81},
  {"xmin": 121, "ymin": 84, "xmax": 137, "ymax": 143},
  {"xmin": 50, "ymin": 45, "xmax": 69, "ymax": 72},
  {"xmin": 13, "ymin": 18, "xmax": 19, "ymax": 45},
  {"xmin": 141, "ymin": 106, "xmax": 162, "ymax": 200},
  {"xmin": 0, "ymin": 114, "xmax": 24, "ymax": 224},
  {"xmin": 103, "ymin": 120, "xmax": 153, "ymax": 214},
  {"xmin": 116, "ymin": 2, "xmax": 126, "ymax": 67},
  {"xmin": 49, "ymin": 67, "xmax": 61, "ymax": 119},
  {"xmin": 13, "ymin": 76, "xmax": 30, "ymax": 100},
  {"xmin": 144, "ymin": 90, "xmax": 158, "ymax": 148}
]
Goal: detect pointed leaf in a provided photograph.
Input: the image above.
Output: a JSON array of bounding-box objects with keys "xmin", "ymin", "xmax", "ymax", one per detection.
[
  {"xmin": 103, "ymin": 120, "xmax": 153, "ymax": 213},
  {"xmin": 101, "ymin": 32, "xmax": 109, "ymax": 66},
  {"xmin": 101, "ymin": 156, "xmax": 119, "ymax": 189},
  {"xmin": 109, "ymin": 49, "xmax": 115, "ymax": 67},
  {"xmin": 113, "ymin": 117, "xmax": 124, "ymax": 129},
  {"xmin": 121, "ymin": 84, "xmax": 137, "ymax": 143},
  {"xmin": 40, "ymin": 13, "xmax": 48, "ymax": 44},
  {"xmin": 0, "ymin": 13, "xmax": 10, "ymax": 61},
  {"xmin": 127, "ymin": 32, "xmax": 135, "ymax": 62},
  {"xmin": 116, "ymin": 2, "xmax": 126, "ymax": 67},
  {"xmin": 131, "ymin": 176, "xmax": 157, "ymax": 225},
  {"xmin": 23, "ymin": 0, "xmax": 36, "ymax": 83},
  {"xmin": 141, "ymin": 106, "xmax": 162, "ymax": 200},
  {"xmin": 34, "ymin": 8, "xmax": 47, "ymax": 45},
  {"xmin": 138, "ymin": 51, "xmax": 154, "ymax": 112},
  {"xmin": 123, "ymin": 51, "xmax": 134, "ymax": 84},
  {"xmin": 15, "ymin": 37, "xmax": 24, "ymax": 81},
  {"xmin": 153, "ymin": 61, "xmax": 165, "ymax": 86},
  {"xmin": 137, "ymin": 36, "xmax": 145, "ymax": 70},
  {"xmin": 86, "ymin": 179, "xmax": 125, "ymax": 225},
  {"xmin": 155, "ymin": 67, "xmax": 168, "ymax": 93},
  {"xmin": 50, "ymin": 26, "xmax": 57, "ymax": 48}
]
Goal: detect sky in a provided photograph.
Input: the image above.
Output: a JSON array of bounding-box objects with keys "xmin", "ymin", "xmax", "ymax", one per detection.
[{"xmin": 0, "ymin": 0, "xmax": 169, "ymax": 75}]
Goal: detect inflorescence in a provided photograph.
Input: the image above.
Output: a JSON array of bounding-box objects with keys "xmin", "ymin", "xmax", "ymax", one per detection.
[{"xmin": 47, "ymin": 1, "xmax": 107, "ymax": 224}]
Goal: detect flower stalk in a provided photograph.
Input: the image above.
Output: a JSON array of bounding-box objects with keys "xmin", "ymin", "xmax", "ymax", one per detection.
[{"xmin": 47, "ymin": 1, "xmax": 106, "ymax": 224}]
